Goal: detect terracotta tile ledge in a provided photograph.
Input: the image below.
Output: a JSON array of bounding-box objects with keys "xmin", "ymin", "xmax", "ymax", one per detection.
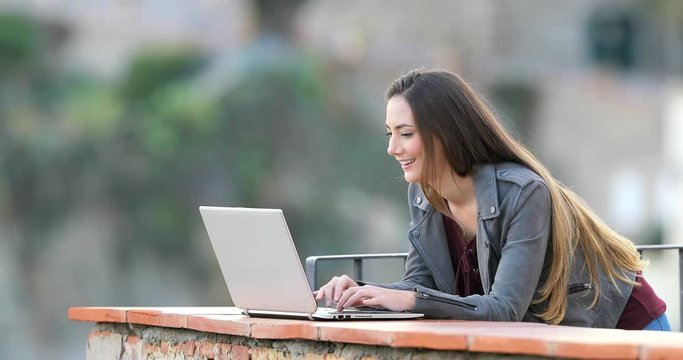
[{"xmin": 69, "ymin": 306, "xmax": 683, "ymax": 359}]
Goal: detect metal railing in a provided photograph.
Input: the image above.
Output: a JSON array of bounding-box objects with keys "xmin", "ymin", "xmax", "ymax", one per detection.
[
  {"xmin": 305, "ymin": 244, "xmax": 683, "ymax": 328},
  {"xmin": 305, "ymin": 252, "xmax": 409, "ymax": 290}
]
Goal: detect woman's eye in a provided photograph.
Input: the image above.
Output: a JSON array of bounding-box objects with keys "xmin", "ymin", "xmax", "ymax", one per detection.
[
  {"xmin": 385, "ymin": 132, "xmax": 392, "ymax": 137},
  {"xmin": 401, "ymin": 133, "xmax": 414, "ymax": 137}
]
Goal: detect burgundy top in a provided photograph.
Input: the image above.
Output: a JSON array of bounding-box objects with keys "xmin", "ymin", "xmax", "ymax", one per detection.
[
  {"xmin": 442, "ymin": 215, "xmax": 666, "ymax": 329},
  {"xmin": 615, "ymin": 273, "xmax": 667, "ymax": 330},
  {"xmin": 443, "ymin": 216, "xmax": 483, "ymax": 296}
]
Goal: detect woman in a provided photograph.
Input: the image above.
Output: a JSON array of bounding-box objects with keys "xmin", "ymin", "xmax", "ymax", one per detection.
[{"xmin": 315, "ymin": 69, "xmax": 669, "ymax": 330}]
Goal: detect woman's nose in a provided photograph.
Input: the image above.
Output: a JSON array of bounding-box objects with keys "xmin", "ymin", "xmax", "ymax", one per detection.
[{"xmin": 387, "ymin": 137, "xmax": 400, "ymax": 156}]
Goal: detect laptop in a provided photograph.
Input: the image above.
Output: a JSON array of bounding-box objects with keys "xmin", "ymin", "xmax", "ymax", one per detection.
[{"xmin": 199, "ymin": 206, "xmax": 423, "ymax": 320}]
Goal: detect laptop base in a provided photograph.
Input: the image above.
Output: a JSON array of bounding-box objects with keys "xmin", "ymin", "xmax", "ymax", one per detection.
[{"xmin": 244, "ymin": 308, "xmax": 423, "ymax": 321}]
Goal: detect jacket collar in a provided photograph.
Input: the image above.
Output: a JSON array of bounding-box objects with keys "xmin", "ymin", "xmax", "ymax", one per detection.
[
  {"xmin": 473, "ymin": 164, "xmax": 501, "ymax": 220},
  {"xmin": 412, "ymin": 186, "xmax": 431, "ymax": 212}
]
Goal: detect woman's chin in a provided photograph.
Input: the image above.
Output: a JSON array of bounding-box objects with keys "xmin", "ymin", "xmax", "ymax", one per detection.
[{"xmin": 404, "ymin": 174, "xmax": 420, "ymax": 184}]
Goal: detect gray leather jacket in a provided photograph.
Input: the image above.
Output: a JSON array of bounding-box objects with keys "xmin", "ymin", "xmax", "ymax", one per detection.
[{"xmin": 380, "ymin": 162, "xmax": 635, "ymax": 327}]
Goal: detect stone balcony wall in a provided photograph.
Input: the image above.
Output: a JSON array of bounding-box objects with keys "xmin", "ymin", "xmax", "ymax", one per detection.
[{"xmin": 69, "ymin": 307, "xmax": 683, "ymax": 360}]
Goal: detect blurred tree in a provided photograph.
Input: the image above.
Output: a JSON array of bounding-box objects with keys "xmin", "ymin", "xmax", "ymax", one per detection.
[
  {"xmin": 0, "ymin": 13, "xmax": 41, "ymax": 76},
  {"xmin": 121, "ymin": 48, "xmax": 206, "ymax": 102},
  {"xmin": 0, "ymin": 9, "xmax": 403, "ymax": 357}
]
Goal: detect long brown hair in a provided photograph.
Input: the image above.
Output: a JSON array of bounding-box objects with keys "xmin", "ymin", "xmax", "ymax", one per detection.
[{"xmin": 386, "ymin": 69, "xmax": 644, "ymax": 324}]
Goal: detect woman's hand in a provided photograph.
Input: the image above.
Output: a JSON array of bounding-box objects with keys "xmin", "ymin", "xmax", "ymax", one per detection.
[
  {"xmin": 314, "ymin": 275, "xmax": 358, "ymax": 306},
  {"xmin": 335, "ymin": 285, "xmax": 416, "ymax": 312}
]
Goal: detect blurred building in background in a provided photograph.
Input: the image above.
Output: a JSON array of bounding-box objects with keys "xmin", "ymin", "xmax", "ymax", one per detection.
[{"xmin": 0, "ymin": 0, "xmax": 682, "ymax": 358}]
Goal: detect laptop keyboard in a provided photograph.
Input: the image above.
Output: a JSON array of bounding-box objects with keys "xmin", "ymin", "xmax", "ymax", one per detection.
[{"xmin": 320, "ymin": 307, "xmax": 400, "ymax": 315}]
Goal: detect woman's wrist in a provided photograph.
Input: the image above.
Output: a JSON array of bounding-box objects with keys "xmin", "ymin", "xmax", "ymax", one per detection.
[{"xmin": 404, "ymin": 290, "xmax": 417, "ymax": 310}]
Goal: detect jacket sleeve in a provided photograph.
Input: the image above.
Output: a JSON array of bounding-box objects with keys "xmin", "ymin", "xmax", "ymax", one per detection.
[
  {"xmin": 412, "ymin": 181, "xmax": 551, "ymax": 321},
  {"xmin": 367, "ymin": 241, "xmax": 438, "ymax": 291}
]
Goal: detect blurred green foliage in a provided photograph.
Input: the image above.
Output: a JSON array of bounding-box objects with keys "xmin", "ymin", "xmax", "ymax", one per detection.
[
  {"xmin": 0, "ymin": 14, "xmax": 404, "ymax": 284},
  {"xmin": 0, "ymin": 13, "xmax": 41, "ymax": 73},
  {"xmin": 121, "ymin": 48, "xmax": 206, "ymax": 101}
]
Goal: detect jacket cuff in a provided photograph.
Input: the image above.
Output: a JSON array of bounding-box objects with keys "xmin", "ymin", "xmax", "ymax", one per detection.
[{"xmin": 411, "ymin": 285, "xmax": 481, "ymax": 319}]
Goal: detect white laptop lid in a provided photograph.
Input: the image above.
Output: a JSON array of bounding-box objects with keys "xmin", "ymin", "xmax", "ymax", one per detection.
[{"xmin": 199, "ymin": 206, "xmax": 318, "ymax": 314}]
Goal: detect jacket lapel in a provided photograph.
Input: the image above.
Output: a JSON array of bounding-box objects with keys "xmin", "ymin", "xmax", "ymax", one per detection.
[
  {"xmin": 409, "ymin": 187, "xmax": 455, "ymax": 294},
  {"xmin": 472, "ymin": 164, "xmax": 502, "ymax": 294}
]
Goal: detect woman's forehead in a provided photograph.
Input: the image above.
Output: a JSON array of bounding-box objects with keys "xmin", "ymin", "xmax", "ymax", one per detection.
[{"xmin": 386, "ymin": 96, "xmax": 415, "ymax": 127}]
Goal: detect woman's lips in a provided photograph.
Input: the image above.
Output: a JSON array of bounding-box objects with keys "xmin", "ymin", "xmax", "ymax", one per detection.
[{"xmin": 400, "ymin": 159, "xmax": 415, "ymax": 169}]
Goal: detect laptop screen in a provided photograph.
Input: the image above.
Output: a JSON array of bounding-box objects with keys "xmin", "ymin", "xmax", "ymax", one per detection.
[{"xmin": 199, "ymin": 207, "xmax": 318, "ymax": 314}]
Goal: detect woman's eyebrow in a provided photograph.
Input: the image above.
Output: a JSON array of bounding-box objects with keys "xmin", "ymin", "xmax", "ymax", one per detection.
[{"xmin": 385, "ymin": 123, "xmax": 415, "ymax": 130}]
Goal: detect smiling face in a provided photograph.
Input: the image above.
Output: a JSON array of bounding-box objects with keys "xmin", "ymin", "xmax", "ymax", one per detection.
[{"xmin": 385, "ymin": 96, "xmax": 424, "ymax": 183}]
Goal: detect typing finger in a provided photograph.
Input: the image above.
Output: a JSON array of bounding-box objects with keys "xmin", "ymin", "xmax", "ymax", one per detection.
[
  {"xmin": 338, "ymin": 288, "xmax": 368, "ymax": 310},
  {"xmin": 327, "ymin": 286, "xmax": 337, "ymax": 306},
  {"xmin": 333, "ymin": 279, "xmax": 352, "ymax": 302},
  {"xmin": 336, "ymin": 286, "xmax": 365, "ymax": 311},
  {"xmin": 335, "ymin": 287, "xmax": 353, "ymax": 311},
  {"xmin": 360, "ymin": 297, "xmax": 381, "ymax": 307}
]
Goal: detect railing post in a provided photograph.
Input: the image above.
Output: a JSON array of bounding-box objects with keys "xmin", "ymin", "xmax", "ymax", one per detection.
[
  {"xmin": 354, "ymin": 258, "xmax": 363, "ymax": 282},
  {"xmin": 305, "ymin": 257, "xmax": 318, "ymax": 290}
]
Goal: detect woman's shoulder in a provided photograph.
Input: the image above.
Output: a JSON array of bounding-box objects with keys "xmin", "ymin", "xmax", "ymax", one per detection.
[{"xmin": 490, "ymin": 162, "xmax": 546, "ymax": 188}]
